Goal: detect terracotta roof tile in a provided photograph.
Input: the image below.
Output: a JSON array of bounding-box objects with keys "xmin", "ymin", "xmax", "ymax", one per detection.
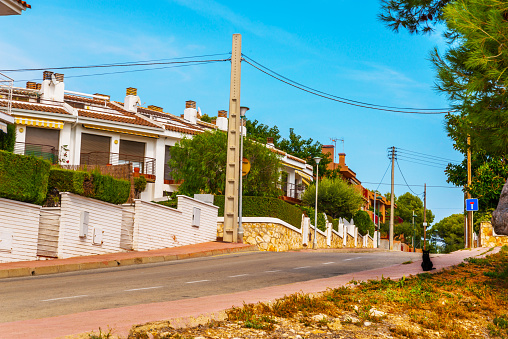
[
  {"xmin": 0, "ymin": 100, "xmax": 69, "ymax": 115},
  {"xmin": 164, "ymin": 124, "xmax": 203, "ymax": 135},
  {"xmin": 64, "ymin": 94, "xmax": 107, "ymax": 106},
  {"xmin": 78, "ymin": 109, "xmax": 161, "ymax": 128},
  {"xmin": 17, "ymin": 0, "xmax": 30, "ymax": 9}
]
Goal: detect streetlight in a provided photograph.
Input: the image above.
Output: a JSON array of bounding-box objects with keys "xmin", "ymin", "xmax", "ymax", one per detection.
[
  {"xmin": 313, "ymin": 156, "xmax": 321, "ymax": 249},
  {"xmin": 373, "ymin": 193, "xmax": 383, "ymax": 248},
  {"xmin": 412, "ymin": 210, "xmax": 417, "ymax": 252},
  {"xmin": 238, "ymin": 106, "xmax": 249, "ymax": 243}
]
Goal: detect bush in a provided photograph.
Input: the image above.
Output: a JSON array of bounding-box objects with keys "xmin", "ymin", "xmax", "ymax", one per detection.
[
  {"xmin": 214, "ymin": 195, "xmax": 303, "ymax": 228},
  {"xmin": 92, "ymin": 171, "xmax": 130, "ymax": 204},
  {"xmin": 354, "ymin": 210, "xmax": 375, "ymax": 236},
  {"xmin": 298, "ymin": 204, "xmax": 327, "ymax": 232},
  {"xmin": 46, "ymin": 167, "xmax": 130, "ymax": 205},
  {"xmin": 134, "ymin": 176, "xmax": 147, "ymax": 198},
  {"xmin": 0, "ymin": 124, "xmax": 16, "ymax": 152},
  {"xmin": 0, "ymin": 150, "xmax": 51, "ymax": 205}
]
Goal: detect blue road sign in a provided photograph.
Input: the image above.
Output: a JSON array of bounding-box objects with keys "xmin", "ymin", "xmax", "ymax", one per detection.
[{"xmin": 466, "ymin": 198, "xmax": 479, "ymax": 212}]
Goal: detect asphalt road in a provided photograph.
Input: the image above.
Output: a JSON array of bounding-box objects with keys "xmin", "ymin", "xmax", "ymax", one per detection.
[{"xmin": 1, "ymin": 251, "xmax": 421, "ymax": 323}]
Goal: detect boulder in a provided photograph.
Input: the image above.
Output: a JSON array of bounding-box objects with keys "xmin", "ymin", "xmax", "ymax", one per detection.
[{"xmin": 492, "ymin": 179, "xmax": 508, "ymax": 235}]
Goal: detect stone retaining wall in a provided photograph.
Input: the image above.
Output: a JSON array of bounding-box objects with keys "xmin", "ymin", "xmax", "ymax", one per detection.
[{"xmin": 481, "ymin": 221, "xmax": 508, "ymax": 247}]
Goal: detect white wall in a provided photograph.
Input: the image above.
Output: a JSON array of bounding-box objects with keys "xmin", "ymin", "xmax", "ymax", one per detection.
[
  {"xmin": 57, "ymin": 192, "xmax": 124, "ymax": 258},
  {"xmin": 0, "ymin": 198, "xmax": 40, "ymax": 263},
  {"xmin": 133, "ymin": 195, "xmax": 218, "ymax": 251}
]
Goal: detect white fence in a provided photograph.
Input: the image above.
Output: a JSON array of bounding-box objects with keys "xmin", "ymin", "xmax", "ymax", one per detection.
[{"xmin": 0, "ymin": 193, "xmax": 218, "ymax": 263}]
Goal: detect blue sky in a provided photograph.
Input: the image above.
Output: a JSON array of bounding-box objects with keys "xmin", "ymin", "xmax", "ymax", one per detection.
[{"xmin": 0, "ymin": 0, "xmax": 464, "ymax": 224}]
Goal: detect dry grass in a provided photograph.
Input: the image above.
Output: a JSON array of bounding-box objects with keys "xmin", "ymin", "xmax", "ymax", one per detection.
[{"xmin": 125, "ymin": 245, "xmax": 508, "ymax": 338}]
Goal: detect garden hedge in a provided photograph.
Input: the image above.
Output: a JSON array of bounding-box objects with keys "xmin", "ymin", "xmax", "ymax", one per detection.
[
  {"xmin": 0, "ymin": 150, "xmax": 51, "ymax": 205},
  {"xmin": 46, "ymin": 167, "xmax": 130, "ymax": 205},
  {"xmin": 214, "ymin": 195, "xmax": 303, "ymax": 228}
]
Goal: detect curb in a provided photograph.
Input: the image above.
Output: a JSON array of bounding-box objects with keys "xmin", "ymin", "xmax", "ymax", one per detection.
[{"xmin": 0, "ymin": 245, "xmax": 258, "ymax": 279}]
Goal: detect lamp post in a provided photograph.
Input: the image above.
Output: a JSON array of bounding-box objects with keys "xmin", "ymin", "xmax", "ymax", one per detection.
[
  {"xmin": 238, "ymin": 106, "xmax": 249, "ymax": 243},
  {"xmin": 313, "ymin": 157, "xmax": 321, "ymax": 249},
  {"xmin": 412, "ymin": 210, "xmax": 417, "ymax": 252}
]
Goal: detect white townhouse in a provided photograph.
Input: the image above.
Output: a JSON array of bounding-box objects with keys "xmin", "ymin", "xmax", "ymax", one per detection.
[{"xmin": 0, "ymin": 71, "xmax": 314, "ymax": 203}]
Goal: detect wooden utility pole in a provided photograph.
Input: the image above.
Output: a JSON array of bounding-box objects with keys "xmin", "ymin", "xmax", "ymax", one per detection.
[
  {"xmin": 389, "ymin": 146, "xmax": 395, "ymax": 251},
  {"xmin": 223, "ymin": 34, "xmax": 242, "ymax": 243},
  {"xmin": 423, "ymin": 183, "xmax": 427, "ymax": 251},
  {"xmin": 466, "ymin": 136, "xmax": 472, "ymax": 248}
]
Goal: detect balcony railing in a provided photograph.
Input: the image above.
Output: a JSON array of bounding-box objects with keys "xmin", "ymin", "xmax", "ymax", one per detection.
[
  {"xmin": 14, "ymin": 142, "xmax": 58, "ymax": 164},
  {"xmin": 80, "ymin": 152, "xmax": 156, "ymax": 181},
  {"xmin": 282, "ymin": 182, "xmax": 305, "ymax": 201}
]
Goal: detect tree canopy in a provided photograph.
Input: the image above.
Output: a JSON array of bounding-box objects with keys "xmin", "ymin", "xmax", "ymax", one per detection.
[
  {"xmin": 169, "ymin": 130, "xmax": 282, "ymax": 197},
  {"xmin": 429, "ymin": 213, "xmax": 464, "ymax": 253},
  {"xmin": 301, "ymin": 177, "xmax": 364, "ymax": 220}
]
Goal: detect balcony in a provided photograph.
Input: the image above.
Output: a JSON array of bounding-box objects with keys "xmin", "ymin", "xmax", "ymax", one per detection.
[
  {"xmin": 281, "ymin": 182, "xmax": 305, "ymax": 204},
  {"xmin": 80, "ymin": 152, "xmax": 156, "ymax": 182},
  {"xmin": 14, "ymin": 142, "xmax": 58, "ymax": 164}
]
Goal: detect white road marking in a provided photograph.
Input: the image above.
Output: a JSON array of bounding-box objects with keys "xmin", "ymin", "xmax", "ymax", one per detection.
[
  {"xmin": 294, "ymin": 266, "xmax": 311, "ymax": 270},
  {"xmin": 124, "ymin": 286, "xmax": 163, "ymax": 292},
  {"xmin": 42, "ymin": 295, "xmax": 88, "ymax": 302},
  {"xmin": 322, "ymin": 262, "xmax": 335, "ymax": 265},
  {"xmin": 344, "ymin": 257, "xmax": 363, "ymax": 261},
  {"xmin": 264, "ymin": 270, "xmax": 281, "ymax": 273},
  {"xmin": 228, "ymin": 274, "xmax": 248, "ymax": 278},
  {"xmin": 186, "ymin": 280, "xmax": 210, "ymax": 284}
]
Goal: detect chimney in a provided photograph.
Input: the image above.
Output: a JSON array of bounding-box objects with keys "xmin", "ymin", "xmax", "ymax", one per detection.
[
  {"xmin": 184, "ymin": 100, "xmax": 197, "ymax": 124},
  {"xmin": 41, "ymin": 71, "xmax": 65, "ymax": 102},
  {"xmin": 216, "ymin": 110, "xmax": 228, "ymax": 131},
  {"xmin": 26, "ymin": 81, "xmax": 37, "ymax": 90},
  {"xmin": 338, "ymin": 153, "xmax": 346, "ymax": 167},
  {"xmin": 124, "ymin": 87, "xmax": 140, "ymax": 112},
  {"xmin": 267, "ymin": 137, "xmax": 274, "ymax": 146},
  {"xmin": 211, "ymin": 119, "xmax": 217, "ymax": 125},
  {"xmin": 322, "ymin": 145, "xmax": 335, "ymax": 163},
  {"xmin": 148, "ymin": 105, "xmax": 163, "ymax": 112}
]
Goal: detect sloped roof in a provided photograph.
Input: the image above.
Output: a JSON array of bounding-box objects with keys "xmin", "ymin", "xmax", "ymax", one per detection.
[{"xmin": 0, "ymin": 100, "xmax": 69, "ymax": 115}]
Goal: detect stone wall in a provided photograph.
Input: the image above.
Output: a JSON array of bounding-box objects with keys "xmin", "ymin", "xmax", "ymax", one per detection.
[
  {"xmin": 367, "ymin": 236, "xmax": 374, "ymax": 248},
  {"xmin": 346, "ymin": 234, "xmax": 355, "ymax": 248},
  {"xmin": 330, "ymin": 231, "xmax": 343, "ymax": 248},
  {"xmin": 481, "ymin": 221, "xmax": 508, "ymax": 247}
]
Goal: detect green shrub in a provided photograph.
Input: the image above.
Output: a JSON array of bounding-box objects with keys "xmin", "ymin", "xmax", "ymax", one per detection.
[
  {"xmin": 214, "ymin": 195, "xmax": 303, "ymax": 228},
  {"xmin": 354, "ymin": 210, "xmax": 375, "ymax": 236},
  {"xmin": 134, "ymin": 176, "xmax": 147, "ymax": 198},
  {"xmin": 0, "ymin": 124, "xmax": 16, "ymax": 152},
  {"xmin": 298, "ymin": 205, "xmax": 327, "ymax": 231},
  {"xmin": 156, "ymin": 199, "xmax": 178, "ymax": 209},
  {"xmin": 92, "ymin": 171, "xmax": 130, "ymax": 204},
  {"xmin": 0, "ymin": 150, "xmax": 51, "ymax": 205}
]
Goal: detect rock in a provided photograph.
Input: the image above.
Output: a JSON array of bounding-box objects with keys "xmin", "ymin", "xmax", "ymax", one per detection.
[
  {"xmin": 345, "ymin": 316, "xmax": 360, "ymax": 324},
  {"xmin": 262, "ymin": 234, "xmax": 271, "ymax": 243},
  {"xmin": 311, "ymin": 314, "xmax": 327, "ymax": 322},
  {"xmin": 364, "ymin": 321, "xmax": 372, "ymax": 326},
  {"xmin": 259, "ymin": 243, "xmax": 268, "ymax": 250},
  {"xmin": 311, "ymin": 329, "xmax": 326, "ymax": 334},
  {"xmin": 492, "ymin": 179, "xmax": 508, "ymax": 235},
  {"xmin": 295, "ymin": 335, "xmax": 302, "ymax": 339},
  {"xmin": 327, "ymin": 319, "xmax": 342, "ymax": 331},
  {"xmin": 369, "ymin": 308, "xmax": 386, "ymax": 317}
]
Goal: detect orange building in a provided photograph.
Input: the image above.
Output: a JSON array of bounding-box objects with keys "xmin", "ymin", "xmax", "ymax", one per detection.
[{"xmin": 322, "ymin": 145, "xmax": 393, "ymax": 225}]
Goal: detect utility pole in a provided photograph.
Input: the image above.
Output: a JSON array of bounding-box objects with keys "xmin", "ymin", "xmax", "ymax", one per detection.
[
  {"xmin": 412, "ymin": 210, "xmax": 415, "ymax": 252},
  {"xmin": 223, "ymin": 34, "xmax": 242, "ymax": 243},
  {"xmin": 466, "ymin": 136, "xmax": 472, "ymax": 248},
  {"xmin": 389, "ymin": 146, "xmax": 395, "ymax": 251},
  {"xmin": 423, "ymin": 183, "xmax": 427, "ymax": 251}
]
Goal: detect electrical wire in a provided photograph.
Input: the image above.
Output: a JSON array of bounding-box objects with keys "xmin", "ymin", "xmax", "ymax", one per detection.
[
  {"xmin": 375, "ymin": 161, "xmax": 392, "ymax": 192},
  {"xmin": 396, "ymin": 159, "xmax": 424, "ymax": 196},
  {"xmin": 396, "ymin": 147, "xmax": 461, "ymax": 164},
  {"xmin": 13, "ymin": 60, "xmax": 225, "ymax": 83},
  {"xmin": 397, "ymin": 158, "xmax": 450, "ymax": 169},
  {"xmin": 242, "ymin": 55, "xmax": 454, "ymax": 114},
  {"xmin": 362, "ymin": 181, "xmax": 461, "ymax": 188},
  {"xmin": 396, "ymin": 154, "xmax": 454, "ymax": 167},
  {"xmin": 0, "ymin": 57, "xmax": 231, "ymax": 73}
]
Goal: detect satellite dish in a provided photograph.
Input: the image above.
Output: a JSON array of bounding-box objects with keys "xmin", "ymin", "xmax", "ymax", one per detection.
[
  {"xmin": 197, "ymin": 107, "xmax": 202, "ymax": 115},
  {"xmin": 51, "ymin": 73, "xmax": 59, "ymax": 85}
]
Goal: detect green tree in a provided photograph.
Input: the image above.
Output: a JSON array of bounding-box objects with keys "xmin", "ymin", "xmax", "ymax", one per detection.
[
  {"xmin": 395, "ymin": 192, "xmax": 435, "ymax": 226},
  {"xmin": 0, "ymin": 124, "xmax": 16, "ymax": 152},
  {"xmin": 353, "ymin": 210, "xmax": 375, "ymax": 237},
  {"xmin": 301, "ymin": 177, "xmax": 364, "ymax": 220},
  {"xmin": 429, "ymin": 214, "xmax": 464, "ymax": 253},
  {"xmin": 169, "ymin": 130, "xmax": 282, "ymax": 197}
]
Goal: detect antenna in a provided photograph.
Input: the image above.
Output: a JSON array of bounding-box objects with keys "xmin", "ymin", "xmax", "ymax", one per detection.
[
  {"xmin": 330, "ymin": 137, "xmax": 345, "ymax": 162},
  {"xmin": 51, "ymin": 73, "xmax": 59, "ymax": 85}
]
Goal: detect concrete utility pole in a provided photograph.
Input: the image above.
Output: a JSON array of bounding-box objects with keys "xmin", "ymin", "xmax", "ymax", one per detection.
[
  {"xmin": 466, "ymin": 136, "xmax": 473, "ymax": 248},
  {"xmin": 389, "ymin": 146, "xmax": 395, "ymax": 250},
  {"xmin": 223, "ymin": 34, "xmax": 242, "ymax": 243},
  {"xmin": 423, "ymin": 183, "xmax": 427, "ymax": 251}
]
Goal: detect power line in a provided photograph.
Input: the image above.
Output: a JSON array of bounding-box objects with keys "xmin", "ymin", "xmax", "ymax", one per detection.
[
  {"xmin": 242, "ymin": 55, "xmax": 453, "ymax": 114},
  {"xmin": 396, "ymin": 159, "xmax": 423, "ymax": 196},
  {"xmin": 376, "ymin": 161, "xmax": 392, "ymax": 192},
  {"xmin": 13, "ymin": 60, "xmax": 225, "ymax": 83},
  {"xmin": 396, "ymin": 147, "xmax": 461, "ymax": 163},
  {"xmin": 397, "ymin": 158, "xmax": 449, "ymax": 169},
  {"xmin": 362, "ymin": 181, "xmax": 460, "ymax": 189},
  {"xmin": 397, "ymin": 154, "xmax": 452, "ymax": 167},
  {"xmin": 0, "ymin": 56, "xmax": 231, "ymax": 73}
]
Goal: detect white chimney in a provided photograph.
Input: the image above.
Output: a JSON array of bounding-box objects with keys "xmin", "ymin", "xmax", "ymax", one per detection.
[
  {"xmin": 41, "ymin": 71, "xmax": 65, "ymax": 102},
  {"xmin": 216, "ymin": 110, "xmax": 228, "ymax": 131},
  {"xmin": 124, "ymin": 87, "xmax": 140, "ymax": 112},
  {"xmin": 184, "ymin": 100, "xmax": 197, "ymax": 124}
]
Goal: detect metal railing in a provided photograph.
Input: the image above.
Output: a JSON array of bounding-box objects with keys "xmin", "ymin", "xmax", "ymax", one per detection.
[
  {"xmin": 13, "ymin": 142, "xmax": 58, "ymax": 164},
  {"xmin": 283, "ymin": 182, "xmax": 305, "ymax": 200},
  {"xmin": 80, "ymin": 152, "xmax": 156, "ymax": 177}
]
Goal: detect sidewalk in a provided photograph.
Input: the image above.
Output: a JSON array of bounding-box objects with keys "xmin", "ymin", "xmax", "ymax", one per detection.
[
  {"xmin": 0, "ymin": 246, "xmax": 499, "ymax": 339},
  {"xmin": 0, "ymin": 241, "xmax": 257, "ymax": 279}
]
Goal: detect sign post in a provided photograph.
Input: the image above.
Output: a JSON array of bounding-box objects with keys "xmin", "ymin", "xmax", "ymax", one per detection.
[{"xmin": 465, "ymin": 198, "xmax": 479, "ymax": 248}]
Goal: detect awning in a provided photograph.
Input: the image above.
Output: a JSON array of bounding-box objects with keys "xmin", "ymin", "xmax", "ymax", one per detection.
[
  {"xmin": 295, "ymin": 168, "xmax": 313, "ymax": 182},
  {"xmin": 15, "ymin": 117, "xmax": 63, "ymax": 129},
  {"xmin": 83, "ymin": 124, "xmax": 159, "ymax": 138},
  {"xmin": 301, "ymin": 177, "xmax": 311, "ymax": 186},
  {"xmin": 0, "ymin": 122, "xmax": 7, "ymax": 133}
]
